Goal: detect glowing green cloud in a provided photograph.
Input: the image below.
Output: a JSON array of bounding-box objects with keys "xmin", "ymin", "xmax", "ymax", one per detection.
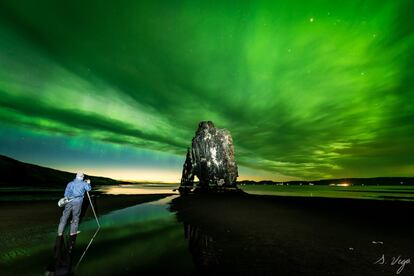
[{"xmin": 0, "ymin": 0, "xmax": 413, "ymax": 180}]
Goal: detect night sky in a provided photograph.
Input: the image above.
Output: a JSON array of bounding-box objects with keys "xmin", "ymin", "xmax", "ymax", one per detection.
[{"xmin": 0, "ymin": 0, "xmax": 413, "ymax": 182}]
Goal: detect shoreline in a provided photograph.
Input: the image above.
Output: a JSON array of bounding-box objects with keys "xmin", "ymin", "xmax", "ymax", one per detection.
[
  {"xmin": 0, "ymin": 194, "xmax": 171, "ymax": 256},
  {"xmin": 171, "ymin": 193, "xmax": 414, "ymax": 275}
]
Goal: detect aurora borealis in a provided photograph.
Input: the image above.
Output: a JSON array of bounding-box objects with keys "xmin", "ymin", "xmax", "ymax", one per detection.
[{"xmin": 0, "ymin": 0, "xmax": 413, "ymax": 181}]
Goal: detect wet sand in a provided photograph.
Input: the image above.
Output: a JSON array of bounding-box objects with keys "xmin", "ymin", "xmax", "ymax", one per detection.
[
  {"xmin": 1, "ymin": 193, "xmax": 193, "ymax": 276},
  {"xmin": 171, "ymin": 193, "xmax": 414, "ymax": 275},
  {"xmin": 0, "ymin": 194, "xmax": 170, "ymax": 259},
  {"xmin": 1, "ymin": 191, "xmax": 413, "ymax": 275}
]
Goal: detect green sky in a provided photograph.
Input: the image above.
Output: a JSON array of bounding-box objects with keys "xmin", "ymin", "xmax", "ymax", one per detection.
[{"xmin": 0, "ymin": 0, "xmax": 413, "ymax": 181}]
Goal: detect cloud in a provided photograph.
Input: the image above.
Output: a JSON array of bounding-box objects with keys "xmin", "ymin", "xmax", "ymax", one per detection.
[{"xmin": 0, "ymin": 0, "xmax": 413, "ymax": 179}]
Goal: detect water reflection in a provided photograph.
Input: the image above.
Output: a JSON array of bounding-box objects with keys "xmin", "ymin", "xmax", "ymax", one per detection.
[
  {"xmin": 38, "ymin": 194, "xmax": 194, "ymax": 276},
  {"xmin": 45, "ymin": 235, "xmax": 72, "ymax": 276},
  {"xmin": 170, "ymin": 193, "xmax": 414, "ymax": 275},
  {"xmin": 46, "ymin": 196, "xmax": 96, "ymax": 276},
  {"xmin": 72, "ymin": 195, "xmax": 193, "ymax": 275},
  {"xmin": 171, "ymin": 195, "xmax": 228, "ymax": 275},
  {"xmin": 100, "ymin": 184, "xmax": 179, "ymax": 195},
  {"xmin": 11, "ymin": 189, "xmax": 414, "ymax": 275},
  {"xmin": 183, "ymin": 222, "xmax": 220, "ymax": 273}
]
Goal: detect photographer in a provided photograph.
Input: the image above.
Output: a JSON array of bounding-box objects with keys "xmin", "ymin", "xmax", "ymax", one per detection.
[{"xmin": 57, "ymin": 172, "xmax": 91, "ymax": 252}]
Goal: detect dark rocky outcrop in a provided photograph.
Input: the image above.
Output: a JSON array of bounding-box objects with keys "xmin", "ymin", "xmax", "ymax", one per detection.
[{"xmin": 179, "ymin": 121, "xmax": 239, "ymax": 194}]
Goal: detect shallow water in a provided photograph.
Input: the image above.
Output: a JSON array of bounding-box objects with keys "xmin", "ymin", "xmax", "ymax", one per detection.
[
  {"xmin": 2, "ymin": 184, "xmax": 414, "ymax": 275},
  {"xmin": 74, "ymin": 195, "xmax": 193, "ymax": 275},
  {"xmin": 0, "ymin": 195, "xmax": 194, "ymax": 275},
  {"xmin": 241, "ymin": 184, "xmax": 414, "ymax": 201},
  {"xmin": 100, "ymin": 183, "xmax": 179, "ymax": 195}
]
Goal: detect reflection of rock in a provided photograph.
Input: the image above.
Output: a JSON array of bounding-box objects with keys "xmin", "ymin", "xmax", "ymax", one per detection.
[
  {"xmin": 170, "ymin": 194, "xmax": 304, "ymax": 275},
  {"xmin": 179, "ymin": 121, "xmax": 239, "ymax": 194},
  {"xmin": 184, "ymin": 222, "xmax": 220, "ymax": 273},
  {"xmin": 171, "ymin": 195, "xmax": 223, "ymax": 274},
  {"xmin": 171, "ymin": 194, "xmax": 414, "ymax": 275}
]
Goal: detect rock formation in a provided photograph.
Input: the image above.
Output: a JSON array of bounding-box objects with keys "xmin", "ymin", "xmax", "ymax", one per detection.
[{"xmin": 179, "ymin": 121, "xmax": 238, "ymax": 194}]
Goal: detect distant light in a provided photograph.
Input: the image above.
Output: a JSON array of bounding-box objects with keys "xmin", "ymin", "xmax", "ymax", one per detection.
[
  {"xmin": 337, "ymin": 183, "xmax": 350, "ymax": 187},
  {"xmin": 330, "ymin": 183, "xmax": 350, "ymax": 187},
  {"xmin": 309, "ymin": 17, "xmax": 314, "ymax": 23}
]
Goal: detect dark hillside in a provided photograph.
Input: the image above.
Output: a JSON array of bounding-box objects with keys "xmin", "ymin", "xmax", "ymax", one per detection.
[{"xmin": 0, "ymin": 155, "xmax": 119, "ymax": 187}]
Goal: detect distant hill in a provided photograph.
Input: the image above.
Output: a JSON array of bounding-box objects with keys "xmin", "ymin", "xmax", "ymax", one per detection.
[
  {"xmin": 0, "ymin": 155, "xmax": 120, "ymax": 188},
  {"xmin": 238, "ymin": 177, "xmax": 414, "ymax": 186},
  {"xmin": 2, "ymin": 154, "xmax": 412, "ymax": 188}
]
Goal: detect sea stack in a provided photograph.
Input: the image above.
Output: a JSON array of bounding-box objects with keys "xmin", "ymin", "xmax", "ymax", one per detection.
[{"xmin": 179, "ymin": 121, "xmax": 239, "ymax": 194}]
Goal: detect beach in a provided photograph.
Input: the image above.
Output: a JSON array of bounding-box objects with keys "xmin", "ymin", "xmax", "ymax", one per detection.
[
  {"xmin": 0, "ymin": 185, "xmax": 413, "ymax": 275},
  {"xmin": 172, "ymin": 192, "xmax": 414, "ymax": 275}
]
